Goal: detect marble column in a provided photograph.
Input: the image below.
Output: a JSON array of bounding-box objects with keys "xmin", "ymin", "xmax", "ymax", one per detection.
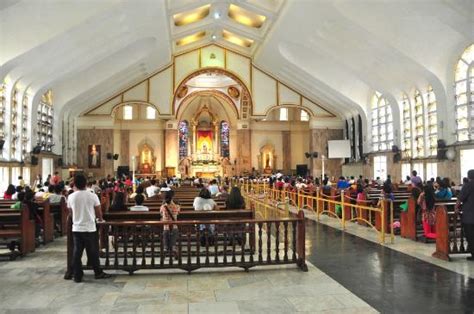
[
  {"xmin": 282, "ymin": 130, "xmax": 291, "ymax": 174},
  {"xmin": 236, "ymin": 121, "xmax": 251, "ymax": 173}
]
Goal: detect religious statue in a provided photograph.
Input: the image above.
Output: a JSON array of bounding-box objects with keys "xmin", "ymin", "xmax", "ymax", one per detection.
[
  {"xmin": 265, "ymin": 153, "xmax": 271, "ymax": 168},
  {"xmin": 141, "ymin": 144, "xmax": 152, "ymax": 164},
  {"xmin": 88, "ymin": 144, "xmax": 100, "ymax": 168}
]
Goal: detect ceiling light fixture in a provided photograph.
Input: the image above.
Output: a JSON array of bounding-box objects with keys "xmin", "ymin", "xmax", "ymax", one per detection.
[
  {"xmin": 176, "ymin": 31, "xmax": 206, "ymax": 46},
  {"xmin": 211, "ymin": 34, "xmax": 217, "ymax": 40},
  {"xmin": 214, "ymin": 11, "xmax": 221, "ymax": 19},
  {"xmin": 228, "ymin": 4, "xmax": 266, "ymax": 28},
  {"xmin": 173, "ymin": 4, "xmax": 211, "ymax": 27},
  {"xmin": 222, "ymin": 30, "xmax": 253, "ymax": 48}
]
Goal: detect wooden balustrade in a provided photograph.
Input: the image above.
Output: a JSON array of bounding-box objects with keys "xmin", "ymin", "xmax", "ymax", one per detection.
[{"xmin": 64, "ymin": 211, "xmax": 307, "ymax": 276}]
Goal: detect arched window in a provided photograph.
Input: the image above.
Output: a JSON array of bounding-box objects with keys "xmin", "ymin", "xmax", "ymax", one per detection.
[
  {"xmin": 413, "ymin": 90, "xmax": 425, "ymax": 158},
  {"xmin": 454, "ymin": 44, "xmax": 474, "ymax": 142},
  {"xmin": 37, "ymin": 90, "xmax": 53, "ymax": 152},
  {"xmin": 11, "ymin": 89, "xmax": 19, "ymax": 160},
  {"xmin": 300, "ymin": 110, "xmax": 309, "ymax": 121},
  {"xmin": 424, "ymin": 86, "xmax": 437, "ymax": 156},
  {"xmin": 220, "ymin": 121, "xmax": 230, "ymax": 158},
  {"xmin": 371, "ymin": 92, "xmax": 393, "ymax": 151},
  {"xmin": 178, "ymin": 120, "xmax": 189, "ymax": 159},
  {"xmin": 21, "ymin": 93, "xmax": 29, "ymax": 161},
  {"xmin": 0, "ymin": 83, "xmax": 5, "ymax": 144},
  {"xmin": 401, "ymin": 94, "xmax": 412, "ymax": 158}
]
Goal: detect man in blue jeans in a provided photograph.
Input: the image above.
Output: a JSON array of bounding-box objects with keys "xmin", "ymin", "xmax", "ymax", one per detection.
[
  {"xmin": 67, "ymin": 174, "xmax": 111, "ymax": 282},
  {"xmin": 457, "ymin": 169, "xmax": 474, "ymax": 261}
]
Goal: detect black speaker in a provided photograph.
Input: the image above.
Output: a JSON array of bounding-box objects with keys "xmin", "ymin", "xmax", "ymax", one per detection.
[
  {"xmin": 392, "ymin": 145, "xmax": 400, "ymax": 153},
  {"xmin": 0, "ymin": 139, "xmax": 4, "ymax": 150},
  {"xmin": 437, "ymin": 139, "xmax": 447, "ymax": 160},
  {"xmin": 305, "ymin": 152, "xmax": 311, "ymax": 158},
  {"xmin": 113, "ymin": 154, "xmax": 119, "ymax": 160},
  {"xmin": 32, "ymin": 146, "xmax": 41, "ymax": 154},
  {"xmin": 296, "ymin": 164, "xmax": 308, "ymax": 176},
  {"xmin": 117, "ymin": 166, "xmax": 130, "ymax": 178},
  {"xmin": 312, "ymin": 152, "xmax": 318, "ymax": 158},
  {"xmin": 393, "ymin": 153, "xmax": 401, "ymax": 163},
  {"xmin": 31, "ymin": 156, "xmax": 38, "ymax": 166},
  {"xmin": 57, "ymin": 158, "xmax": 63, "ymax": 167},
  {"xmin": 106, "ymin": 153, "xmax": 113, "ymax": 160}
]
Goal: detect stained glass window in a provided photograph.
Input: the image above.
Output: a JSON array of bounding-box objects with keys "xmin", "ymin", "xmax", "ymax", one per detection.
[
  {"xmin": 21, "ymin": 93, "xmax": 29, "ymax": 161},
  {"xmin": 401, "ymin": 94, "xmax": 412, "ymax": 158},
  {"xmin": 0, "ymin": 83, "xmax": 5, "ymax": 143},
  {"xmin": 178, "ymin": 120, "xmax": 189, "ymax": 159},
  {"xmin": 220, "ymin": 121, "xmax": 230, "ymax": 158},
  {"xmin": 11, "ymin": 89, "xmax": 19, "ymax": 160},
  {"xmin": 454, "ymin": 44, "xmax": 473, "ymax": 142}
]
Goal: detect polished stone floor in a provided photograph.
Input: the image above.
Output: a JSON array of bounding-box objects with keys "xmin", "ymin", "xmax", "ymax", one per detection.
[
  {"xmin": 305, "ymin": 220, "xmax": 474, "ymax": 313},
  {"xmin": 0, "ymin": 237, "xmax": 375, "ymax": 314}
]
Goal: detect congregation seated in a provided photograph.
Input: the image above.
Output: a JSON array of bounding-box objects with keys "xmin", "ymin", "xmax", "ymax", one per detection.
[
  {"xmin": 109, "ymin": 191, "xmax": 127, "ymax": 212},
  {"xmin": 145, "ymin": 179, "xmax": 159, "ymax": 198},
  {"xmin": 226, "ymin": 187, "xmax": 245, "ymax": 210},
  {"xmin": 193, "ymin": 188, "xmax": 218, "ymax": 211},
  {"xmin": 129, "ymin": 193, "xmax": 149, "ymax": 212}
]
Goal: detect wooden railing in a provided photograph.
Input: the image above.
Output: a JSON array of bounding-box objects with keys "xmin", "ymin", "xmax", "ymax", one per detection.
[
  {"xmin": 64, "ymin": 211, "xmax": 307, "ymax": 276},
  {"xmin": 432, "ymin": 205, "xmax": 468, "ymax": 261}
]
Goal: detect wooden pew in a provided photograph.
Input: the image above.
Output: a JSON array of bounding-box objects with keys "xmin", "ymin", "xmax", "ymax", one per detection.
[
  {"xmin": 50, "ymin": 198, "xmax": 68, "ymax": 236},
  {"xmin": 432, "ymin": 203, "xmax": 467, "ymax": 261},
  {"xmin": 0, "ymin": 205, "xmax": 36, "ymax": 259},
  {"xmin": 0, "ymin": 200, "xmax": 54, "ymax": 244}
]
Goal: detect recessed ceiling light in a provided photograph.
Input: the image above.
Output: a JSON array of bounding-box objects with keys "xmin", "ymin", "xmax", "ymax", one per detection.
[
  {"xmin": 214, "ymin": 11, "xmax": 221, "ymax": 19},
  {"xmin": 176, "ymin": 31, "xmax": 206, "ymax": 46},
  {"xmin": 222, "ymin": 30, "xmax": 253, "ymax": 48},
  {"xmin": 228, "ymin": 4, "xmax": 266, "ymax": 28},
  {"xmin": 211, "ymin": 34, "xmax": 217, "ymax": 40},
  {"xmin": 173, "ymin": 4, "xmax": 211, "ymax": 27}
]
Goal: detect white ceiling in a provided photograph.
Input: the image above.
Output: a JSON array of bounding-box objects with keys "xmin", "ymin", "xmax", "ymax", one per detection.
[{"xmin": 1, "ymin": 0, "xmax": 473, "ymax": 126}]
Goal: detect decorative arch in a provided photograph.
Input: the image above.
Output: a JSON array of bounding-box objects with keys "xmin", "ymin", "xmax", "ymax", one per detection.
[
  {"xmin": 172, "ymin": 67, "xmax": 253, "ymax": 118},
  {"xmin": 175, "ymin": 90, "xmax": 239, "ymax": 120}
]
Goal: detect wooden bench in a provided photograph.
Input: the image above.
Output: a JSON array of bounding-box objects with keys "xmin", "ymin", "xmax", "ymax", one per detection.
[
  {"xmin": 432, "ymin": 203, "xmax": 468, "ymax": 261},
  {"xmin": 0, "ymin": 200, "xmax": 54, "ymax": 244},
  {"xmin": 0, "ymin": 205, "xmax": 36, "ymax": 259}
]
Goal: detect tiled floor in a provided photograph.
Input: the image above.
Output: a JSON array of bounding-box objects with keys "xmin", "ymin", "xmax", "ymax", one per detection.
[{"xmin": 0, "ymin": 237, "xmax": 376, "ymax": 313}]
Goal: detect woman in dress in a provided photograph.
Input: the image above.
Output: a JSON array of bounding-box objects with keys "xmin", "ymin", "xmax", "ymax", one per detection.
[{"xmin": 417, "ymin": 183, "xmax": 437, "ymax": 239}]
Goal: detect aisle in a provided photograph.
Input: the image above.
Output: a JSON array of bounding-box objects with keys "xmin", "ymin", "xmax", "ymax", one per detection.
[{"xmin": 304, "ymin": 220, "xmax": 474, "ymax": 313}]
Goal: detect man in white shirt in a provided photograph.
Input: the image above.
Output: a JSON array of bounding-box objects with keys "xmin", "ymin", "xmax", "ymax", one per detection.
[
  {"xmin": 146, "ymin": 179, "xmax": 160, "ymax": 198},
  {"xmin": 66, "ymin": 174, "xmax": 110, "ymax": 283}
]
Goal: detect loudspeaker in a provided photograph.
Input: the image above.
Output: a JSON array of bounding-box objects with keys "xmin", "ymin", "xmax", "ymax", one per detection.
[
  {"xmin": 392, "ymin": 145, "xmax": 400, "ymax": 153},
  {"xmin": 117, "ymin": 166, "xmax": 130, "ymax": 178},
  {"xmin": 393, "ymin": 153, "xmax": 401, "ymax": 163},
  {"xmin": 305, "ymin": 152, "xmax": 311, "ymax": 158},
  {"xmin": 31, "ymin": 156, "xmax": 38, "ymax": 166},
  {"xmin": 312, "ymin": 152, "xmax": 318, "ymax": 158},
  {"xmin": 296, "ymin": 164, "xmax": 308, "ymax": 176},
  {"xmin": 32, "ymin": 146, "xmax": 41, "ymax": 154},
  {"xmin": 437, "ymin": 139, "xmax": 447, "ymax": 160},
  {"xmin": 57, "ymin": 158, "xmax": 63, "ymax": 167},
  {"xmin": 0, "ymin": 139, "xmax": 4, "ymax": 150},
  {"xmin": 113, "ymin": 154, "xmax": 119, "ymax": 160},
  {"xmin": 106, "ymin": 153, "xmax": 113, "ymax": 160}
]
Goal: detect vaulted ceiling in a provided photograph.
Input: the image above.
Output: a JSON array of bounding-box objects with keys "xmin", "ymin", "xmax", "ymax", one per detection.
[{"xmin": 1, "ymin": 0, "xmax": 473, "ymax": 124}]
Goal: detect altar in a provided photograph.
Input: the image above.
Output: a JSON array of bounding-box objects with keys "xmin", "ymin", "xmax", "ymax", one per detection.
[{"xmin": 177, "ymin": 104, "xmax": 229, "ymax": 178}]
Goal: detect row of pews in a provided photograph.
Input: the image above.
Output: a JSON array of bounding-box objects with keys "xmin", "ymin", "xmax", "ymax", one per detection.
[{"xmin": 0, "ymin": 198, "xmax": 68, "ymax": 260}]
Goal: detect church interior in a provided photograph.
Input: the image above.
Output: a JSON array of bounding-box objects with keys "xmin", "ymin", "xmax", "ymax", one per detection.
[{"xmin": 0, "ymin": 0, "xmax": 473, "ymax": 313}]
